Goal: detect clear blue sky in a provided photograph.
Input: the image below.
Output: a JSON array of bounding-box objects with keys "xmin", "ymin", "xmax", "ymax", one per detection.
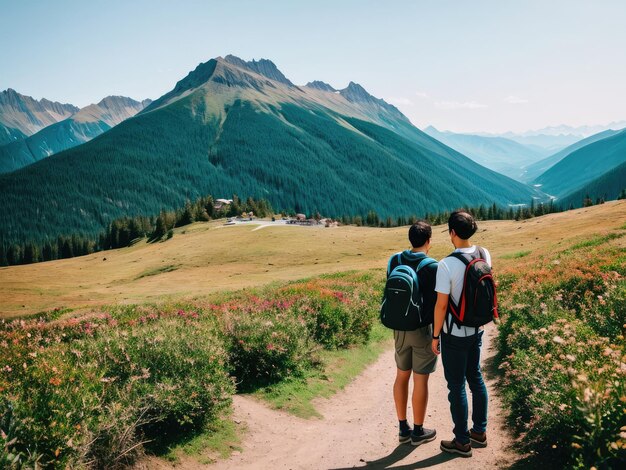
[{"xmin": 1, "ymin": 0, "xmax": 625, "ymax": 133}]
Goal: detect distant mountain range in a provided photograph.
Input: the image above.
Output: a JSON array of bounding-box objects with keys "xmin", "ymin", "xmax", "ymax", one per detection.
[
  {"xmin": 0, "ymin": 89, "xmax": 78, "ymax": 145},
  {"xmin": 0, "ymin": 55, "xmax": 539, "ymax": 245},
  {"xmin": 422, "ymin": 125, "xmax": 626, "ymax": 201},
  {"xmin": 0, "ymin": 96, "xmax": 151, "ymax": 173},
  {"xmin": 505, "ymin": 121, "xmax": 626, "ymax": 138},
  {"xmin": 423, "ymin": 126, "xmax": 546, "ymax": 180},
  {"xmin": 469, "ymin": 121, "xmax": 626, "ymax": 154}
]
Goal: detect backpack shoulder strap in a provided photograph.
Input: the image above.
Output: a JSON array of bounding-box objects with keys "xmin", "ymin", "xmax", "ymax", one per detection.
[
  {"xmin": 416, "ymin": 257, "xmax": 437, "ymax": 272},
  {"xmin": 387, "ymin": 252, "xmax": 403, "ymax": 276},
  {"xmin": 448, "ymin": 251, "xmax": 471, "ymax": 265}
]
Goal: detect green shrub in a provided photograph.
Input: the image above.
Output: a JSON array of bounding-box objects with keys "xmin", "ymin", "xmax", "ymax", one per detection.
[{"xmin": 220, "ymin": 310, "xmax": 315, "ymax": 391}]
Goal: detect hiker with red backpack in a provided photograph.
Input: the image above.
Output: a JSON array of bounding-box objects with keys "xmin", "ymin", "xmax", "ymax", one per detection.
[
  {"xmin": 381, "ymin": 221, "xmax": 438, "ymax": 446},
  {"xmin": 431, "ymin": 210, "xmax": 499, "ymax": 457}
]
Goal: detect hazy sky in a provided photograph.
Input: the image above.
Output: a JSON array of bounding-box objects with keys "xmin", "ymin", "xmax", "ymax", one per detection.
[{"xmin": 1, "ymin": 0, "xmax": 625, "ymax": 133}]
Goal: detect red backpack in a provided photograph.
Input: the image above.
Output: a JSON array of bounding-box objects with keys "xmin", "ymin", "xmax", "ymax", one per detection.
[{"xmin": 447, "ymin": 247, "xmax": 499, "ymax": 327}]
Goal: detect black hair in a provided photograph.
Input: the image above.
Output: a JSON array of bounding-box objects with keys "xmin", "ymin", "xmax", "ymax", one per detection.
[
  {"xmin": 448, "ymin": 210, "xmax": 477, "ymax": 240},
  {"xmin": 408, "ymin": 220, "xmax": 432, "ymax": 248}
]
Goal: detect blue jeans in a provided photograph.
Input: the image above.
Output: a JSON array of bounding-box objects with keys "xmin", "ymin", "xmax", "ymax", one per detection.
[{"xmin": 441, "ymin": 330, "xmax": 488, "ymax": 445}]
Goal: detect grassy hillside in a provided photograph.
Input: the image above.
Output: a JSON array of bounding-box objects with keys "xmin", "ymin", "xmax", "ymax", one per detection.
[
  {"xmin": 0, "ymin": 95, "xmax": 537, "ymax": 246},
  {"xmin": 2, "ymin": 200, "xmax": 624, "ymax": 317},
  {"xmin": 535, "ymin": 128, "xmax": 626, "ymax": 197}
]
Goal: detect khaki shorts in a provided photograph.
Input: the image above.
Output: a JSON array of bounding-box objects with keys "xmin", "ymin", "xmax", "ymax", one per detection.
[{"xmin": 394, "ymin": 325, "xmax": 437, "ymax": 374}]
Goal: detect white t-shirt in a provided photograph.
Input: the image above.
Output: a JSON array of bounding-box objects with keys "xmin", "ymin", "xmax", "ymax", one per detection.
[{"xmin": 435, "ymin": 245, "xmax": 492, "ymax": 337}]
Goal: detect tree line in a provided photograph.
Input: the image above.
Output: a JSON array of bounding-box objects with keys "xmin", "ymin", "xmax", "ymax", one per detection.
[
  {"xmin": 2, "ymin": 191, "xmax": 622, "ymax": 267},
  {"xmin": 0, "ymin": 194, "xmax": 272, "ymax": 267},
  {"xmin": 336, "ymin": 199, "xmax": 565, "ymax": 228}
]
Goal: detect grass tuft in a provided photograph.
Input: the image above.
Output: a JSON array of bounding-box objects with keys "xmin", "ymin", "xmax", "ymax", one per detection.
[
  {"xmin": 162, "ymin": 415, "xmax": 242, "ymax": 465},
  {"xmin": 135, "ymin": 264, "xmax": 180, "ymax": 279},
  {"xmin": 501, "ymin": 250, "xmax": 531, "ymax": 259},
  {"xmin": 569, "ymin": 232, "xmax": 624, "ymax": 250}
]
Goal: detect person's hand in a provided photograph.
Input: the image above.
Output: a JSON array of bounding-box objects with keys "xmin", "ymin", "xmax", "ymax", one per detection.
[{"xmin": 431, "ymin": 338, "xmax": 440, "ymax": 355}]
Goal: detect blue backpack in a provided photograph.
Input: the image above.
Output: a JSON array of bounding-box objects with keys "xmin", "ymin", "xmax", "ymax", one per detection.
[{"xmin": 380, "ymin": 253, "xmax": 437, "ymax": 331}]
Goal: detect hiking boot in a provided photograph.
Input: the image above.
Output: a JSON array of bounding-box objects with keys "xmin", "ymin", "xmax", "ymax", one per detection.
[
  {"xmin": 440, "ymin": 438, "xmax": 472, "ymax": 457},
  {"xmin": 398, "ymin": 427, "xmax": 412, "ymax": 443},
  {"xmin": 411, "ymin": 427, "xmax": 436, "ymax": 446},
  {"xmin": 470, "ymin": 430, "xmax": 487, "ymax": 448}
]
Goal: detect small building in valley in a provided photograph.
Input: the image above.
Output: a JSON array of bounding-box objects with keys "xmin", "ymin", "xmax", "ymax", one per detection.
[{"xmin": 214, "ymin": 198, "xmax": 233, "ymax": 211}]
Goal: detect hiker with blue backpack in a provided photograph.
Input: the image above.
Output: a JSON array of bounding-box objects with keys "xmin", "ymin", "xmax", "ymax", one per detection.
[
  {"xmin": 431, "ymin": 210, "xmax": 499, "ymax": 457},
  {"xmin": 381, "ymin": 221, "xmax": 439, "ymax": 446}
]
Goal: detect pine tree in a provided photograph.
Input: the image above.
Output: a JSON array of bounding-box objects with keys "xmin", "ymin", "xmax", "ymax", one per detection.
[
  {"xmin": 152, "ymin": 212, "xmax": 168, "ymax": 240},
  {"xmin": 0, "ymin": 244, "xmax": 8, "ymax": 267},
  {"xmin": 177, "ymin": 201, "xmax": 195, "ymax": 226},
  {"xmin": 366, "ymin": 210, "xmax": 379, "ymax": 227},
  {"xmin": 477, "ymin": 204, "xmax": 486, "ymax": 220},
  {"xmin": 204, "ymin": 195, "xmax": 215, "ymax": 218},
  {"xmin": 7, "ymin": 245, "xmax": 21, "ymax": 265},
  {"xmin": 61, "ymin": 238, "xmax": 73, "ymax": 258}
]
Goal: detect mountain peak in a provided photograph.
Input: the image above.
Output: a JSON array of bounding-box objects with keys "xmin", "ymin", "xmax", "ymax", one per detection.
[
  {"xmin": 141, "ymin": 59, "xmax": 218, "ymax": 113},
  {"xmin": 305, "ymin": 81, "xmax": 337, "ymax": 92},
  {"xmin": 0, "ymin": 88, "xmax": 74, "ymax": 110},
  {"xmin": 223, "ymin": 55, "xmax": 294, "ymax": 86},
  {"xmin": 0, "ymin": 89, "xmax": 79, "ymax": 140},
  {"xmin": 95, "ymin": 96, "xmax": 151, "ymax": 111},
  {"xmin": 339, "ymin": 82, "xmax": 408, "ymax": 122},
  {"xmin": 340, "ymin": 82, "xmax": 377, "ymax": 103}
]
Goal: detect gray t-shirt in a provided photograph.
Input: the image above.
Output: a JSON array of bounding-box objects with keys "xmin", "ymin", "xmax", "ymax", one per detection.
[{"xmin": 435, "ymin": 245, "xmax": 491, "ymax": 337}]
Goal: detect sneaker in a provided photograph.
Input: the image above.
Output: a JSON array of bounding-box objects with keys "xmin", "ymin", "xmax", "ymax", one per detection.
[
  {"xmin": 440, "ymin": 438, "xmax": 472, "ymax": 457},
  {"xmin": 470, "ymin": 430, "xmax": 487, "ymax": 448},
  {"xmin": 411, "ymin": 427, "xmax": 436, "ymax": 446},
  {"xmin": 399, "ymin": 427, "xmax": 412, "ymax": 443}
]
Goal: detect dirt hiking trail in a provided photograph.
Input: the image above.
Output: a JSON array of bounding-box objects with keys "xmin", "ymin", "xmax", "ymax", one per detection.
[{"xmin": 140, "ymin": 327, "xmax": 520, "ymax": 469}]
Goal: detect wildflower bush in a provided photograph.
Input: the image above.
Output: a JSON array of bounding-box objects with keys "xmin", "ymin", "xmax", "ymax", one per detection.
[
  {"xmin": 0, "ymin": 311, "xmax": 233, "ymax": 468},
  {"xmin": 497, "ymin": 235, "xmax": 626, "ymax": 469},
  {"xmin": 206, "ymin": 271, "xmax": 382, "ymax": 389},
  {"xmin": 0, "ymin": 270, "xmax": 383, "ymax": 468},
  {"xmin": 281, "ymin": 272, "xmax": 378, "ymax": 348},
  {"xmin": 220, "ymin": 309, "xmax": 315, "ymax": 391}
]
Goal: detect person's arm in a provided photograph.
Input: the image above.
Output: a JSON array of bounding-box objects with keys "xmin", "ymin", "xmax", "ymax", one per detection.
[
  {"xmin": 431, "ymin": 292, "xmax": 448, "ymax": 355},
  {"xmin": 432, "ymin": 259, "xmax": 451, "ymax": 355}
]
